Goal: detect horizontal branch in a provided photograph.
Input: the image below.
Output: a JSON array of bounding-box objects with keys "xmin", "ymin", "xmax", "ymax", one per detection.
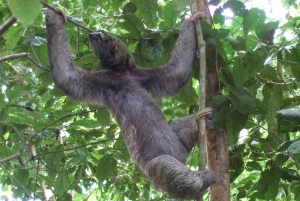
[
  {"xmin": 40, "ymin": 1, "xmax": 93, "ymax": 33},
  {"xmin": 0, "ymin": 153, "xmax": 25, "ymax": 166},
  {"xmin": 0, "ymin": 52, "xmax": 29, "ymax": 62},
  {"xmin": 0, "ymin": 52, "xmax": 49, "ymax": 72}
]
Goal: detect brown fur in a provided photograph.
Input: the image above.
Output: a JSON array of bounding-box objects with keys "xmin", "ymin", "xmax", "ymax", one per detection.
[{"xmin": 46, "ymin": 4, "xmax": 214, "ymax": 199}]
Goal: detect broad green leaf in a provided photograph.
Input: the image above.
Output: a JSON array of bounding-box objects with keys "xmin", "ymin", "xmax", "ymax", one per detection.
[
  {"xmin": 223, "ymin": 0, "xmax": 246, "ymax": 17},
  {"xmin": 246, "ymin": 161, "xmax": 262, "ymax": 171},
  {"xmin": 7, "ymin": 0, "xmax": 41, "ymax": 27},
  {"xmin": 94, "ymin": 109, "xmax": 111, "ymax": 125},
  {"xmin": 226, "ymin": 109, "xmax": 248, "ymax": 145},
  {"xmin": 116, "ymin": 14, "xmax": 144, "ymax": 36},
  {"xmin": 232, "ymin": 57, "xmax": 248, "ymax": 87},
  {"xmin": 277, "ymin": 140, "xmax": 295, "ymax": 152},
  {"xmin": 0, "ymin": 25, "xmax": 23, "ymax": 56},
  {"xmin": 228, "ymin": 36, "xmax": 247, "ymax": 51},
  {"xmin": 255, "ymin": 21, "xmax": 279, "ymax": 42},
  {"xmin": 13, "ymin": 169, "xmax": 29, "ymax": 197},
  {"xmin": 163, "ymin": 1, "xmax": 180, "ymax": 29},
  {"xmin": 70, "ymin": 119, "xmax": 100, "ymax": 129},
  {"xmin": 275, "ymin": 154, "xmax": 289, "ymax": 166},
  {"xmin": 173, "ymin": 0, "xmax": 193, "ymax": 11},
  {"xmin": 277, "ymin": 107, "xmax": 300, "ymax": 132},
  {"xmin": 45, "ymin": 145, "xmax": 64, "ymax": 179},
  {"xmin": 213, "ymin": 9, "xmax": 225, "ymax": 26},
  {"xmin": 56, "ymin": 168, "xmax": 70, "ymax": 196},
  {"xmin": 123, "ymin": 2, "xmax": 137, "ymax": 14},
  {"xmin": 132, "ymin": 0, "xmax": 161, "ymax": 28},
  {"xmin": 217, "ymin": 29, "xmax": 230, "ymax": 40},
  {"xmin": 243, "ymin": 8, "xmax": 266, "ymax": 34},
  {"xmin": 228, "ymin": 86, "xmax": 257, "ymax": 115},
  {"xmin": 266, "ymin": 86, "xmax": 282, "ymax": 131},
  {"xmin": 95, "ymin": 154, "xmax": 117, "ymax": 182},
  {"xmin": 288, "ymin": 140, "xmax": 300, "ymax": 154},
  {"xmin": 6, "ymin": 85, "xmax": 32, "ymax": 103},
  {"xmin": 75, "ymin": 53, "xmax": 99, "ymax": 68}
]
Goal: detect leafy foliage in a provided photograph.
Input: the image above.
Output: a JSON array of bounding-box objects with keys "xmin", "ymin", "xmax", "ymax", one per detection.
[{"xmin": 0, "ymin": 0, "xmax": 300, "ymax": 200}]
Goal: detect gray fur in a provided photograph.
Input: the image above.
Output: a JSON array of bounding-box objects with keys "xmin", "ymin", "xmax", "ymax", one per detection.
[{"xmin": 46, "ymin": 4, "xmax": 214, "ymax": 199}]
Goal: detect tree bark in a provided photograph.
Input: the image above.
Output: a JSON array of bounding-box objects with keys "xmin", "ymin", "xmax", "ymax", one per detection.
[{"xmin": 192, "ymin": 0, "xmax": 230, "ymax": 200}]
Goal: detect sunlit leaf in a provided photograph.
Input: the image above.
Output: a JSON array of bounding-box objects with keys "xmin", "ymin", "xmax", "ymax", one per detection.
[{"xmin": 7, "ymin": 0, "xmax": 41, "ymax": 27}]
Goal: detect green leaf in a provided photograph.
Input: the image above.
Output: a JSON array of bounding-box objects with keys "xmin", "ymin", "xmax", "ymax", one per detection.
[
  {"xmin": 217, "ymin": 29, "xmax": 230, "ymax": 40},
  {"xmin": 116, "ymin": 14, "xmax": 144, "ymax": 36},
  {"xmin": 260, "ymin": 65, "xmax": 278, "ymax": 82},
  {"xmin": 228, "ymin": 86, "xmax": 257, "ymax": 115},
  {"xmin": 123, "ymin": 2, "xmax": 137, "ymax": 14},
  {"xmin": 56, "ymin": 168, "xmax": 70, "ymax": 196},
  {"xmin": 13, "ymin": 169, "xmax": 29, "ymax": 197},
  {"xmin": 226, "ymin": 109, "xmax": 248, "ymax": 145},
  {"xmin": 0, "ymin": 25, "xmax": 23, "ymax": 56},
  {"xmin": 255, "ymin": 21, "xmax": 279, "ymax": 43},
  {"xmin": 277, "ymin": 140, "xmax": 296, "ymax": 152},
  {"xmin": 173, "ymin": 0, "xmax": 193, "ymax": 11},
  {"xmin": 223, "ymin": 0, "xmax": 246, "ymax": 17},
  {"xmin": 45, "ymin": 145, "xmax": 64, "ymax": 179},
  {"xmin": 135, "ymin": 39, "xmax": 163, "ymax": 61},
  {"xmin": 132, "ymin": 0, "xmax": 161, "ymax": 28},
  {"xmin": 213, "ymin": 9, "xmax": 225, "ymax": 26},
  {"xmin": 7, "ymin": 0, "xmax": 41, "ymax": 27},
  {"xmin": 246, "ymin": 161, "xmax": 262, "ymax": 171},
  {"xmin": 228, "ymin": 36, "xmax": 247, "ymax": 51},
  {"xmin": 70, "ymin": 119, "xmax": 100, "ymax": 129},
  {"xmin": 277, "ymin": 107, "xmax": 300, "ymax": 132},
  {"xmin": 243, "ymin": 8, "xmax": 266, "ymax": 34},
  {"xmin": 232, "ymin": 57, "xmax": 248, "ymax": 87},
  {"xmin": 275, "ymin": 154, "xmax": 289, "ymax": 166},
  {"xmin": 75, "ymin": 53, "xmax": 99, "ymax": 68},
  {"xmin": 6, "ymin": 85, "xmax": 32, "ymax": 103},
  {"xmin": 94, "ymin": 109, "xmax": 111, "ymax": 125},
  {"xmin": 95, "ymin": 154, "xmax": 117, "ymax": 182},
  {"xmin": 288, "ymin": 140, "xmax": 300, "ymax": 154},
  {"xmin": 163, "ymin": 1, "xmax": 180, "ymax": 29}
]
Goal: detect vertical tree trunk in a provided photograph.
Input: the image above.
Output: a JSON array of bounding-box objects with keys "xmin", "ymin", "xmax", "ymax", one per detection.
[{"xmin": 191, "ymin": 0, "xmax": 230, "ymax": 200}]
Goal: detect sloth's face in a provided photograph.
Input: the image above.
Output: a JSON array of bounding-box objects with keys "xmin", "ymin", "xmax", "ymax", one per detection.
[
  {"xmin": 89, "ymin": 30, "xmax": 117, "ymax": 62},
  {"xmin": 89, "ymin": 30, "xmax": 135, "ymax": 71}
]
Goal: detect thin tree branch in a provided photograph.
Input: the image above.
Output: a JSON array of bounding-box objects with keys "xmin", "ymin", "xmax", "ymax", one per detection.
[
  {"xmin": 0, "ymin": 164, "xmax": 31, "ymax": 197},
  {"xmin": 40, "ymin": 1, "xmax": 93, "ymax": 33},
  {"xmin": 0, "ymin": 15, "xmax": 17, "ymax": 36},
  {"xmin": 0, "ymin": 52, "xmax": 29, "ymax": 62},
  {"xmin": 35, "ymin": 138, "xmax": 121, "ymax": 158},
  {"xmin": 0, "ymin": 52, "xmax": 49, "ymax": 72},
  {"xmin": 25, "ymin": 55, "xmax": 50, "ymax": 72},
  {"xmin": 0, "ymin": 153, "xmax": 24, "ymax": 166},
  {"xmin": 19, "ymin": 108, "xmax": 104, "ymax": 150}
]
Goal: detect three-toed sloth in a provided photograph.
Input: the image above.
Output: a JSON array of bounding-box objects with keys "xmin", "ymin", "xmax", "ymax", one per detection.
[{"xmin": 45, "ymin": 4, "xmax": 214, "ymax": 199}]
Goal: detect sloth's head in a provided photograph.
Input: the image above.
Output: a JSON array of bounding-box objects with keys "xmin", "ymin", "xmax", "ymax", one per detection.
[{"xmin": 89, "ymin": 31, "xmax": 135, "ymax": 71}]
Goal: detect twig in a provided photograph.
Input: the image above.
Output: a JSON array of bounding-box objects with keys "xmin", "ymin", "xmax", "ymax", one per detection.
[
  {"xmin": 19, "ymin": 108, "xmax": 104, "ymax": 150},
  {"xmin": 0, "ymin": 52, "xmax": 29, "ymax": 62},
  {"xmin": 0, "ymin": 164, "xmax": 31, "ymax": 197},
  {"xmin": 25, "ymin": 55, "xmax": 50, "ymax": 72},
  {"xmin": 35, "ymin": 138, "xmax": 120, "ymax": 157},
  {"xmin": 0, "ymin": 153, "xmax": 24, "ymax": 166},
  {"xmin": 257, "ymin": 73, "xmax": 290, "ymax": 85},
  {"xmin": 0, "ymin": 15, "xmax": 18, "ymax": 36},
  {"xmin": 40, "ymin": 1, "xmax": 93, "ymax": 33},
  {"xmin": 0, "ymin": 52, "xmax": 49, "ymax": 72}
]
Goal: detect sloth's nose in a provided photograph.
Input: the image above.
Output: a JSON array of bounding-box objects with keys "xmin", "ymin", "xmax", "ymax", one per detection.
[{"xmin": 89, "ymin": 33, "xmax": 98, "ymax": 40}]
